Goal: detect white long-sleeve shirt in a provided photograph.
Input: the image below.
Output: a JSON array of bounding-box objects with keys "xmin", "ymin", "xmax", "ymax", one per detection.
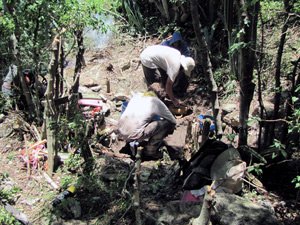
[
  {"xmin": 117, "ymin": 93, "xmax": 176, "ymax": 140},
  {"xmin": 140, "ymin": 45, "xmax": 181, "ymax": 82}
]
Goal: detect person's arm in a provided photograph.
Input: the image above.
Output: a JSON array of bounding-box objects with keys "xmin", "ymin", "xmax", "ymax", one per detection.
[{"xmin": 165, "ymin": 77, "xmax": 179, "ymax": 107}]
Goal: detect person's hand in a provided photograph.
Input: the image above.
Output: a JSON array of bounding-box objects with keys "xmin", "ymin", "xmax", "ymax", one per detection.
[
  {"xmin": 172, "ymin": 98, "xmax": 186, "ymax": 108},
  {"xmin": 172, "ymin": 98, "xmax": 180, "ymax": 107}
]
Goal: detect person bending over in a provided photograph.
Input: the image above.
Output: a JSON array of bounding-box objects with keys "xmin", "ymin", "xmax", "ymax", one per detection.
[
  {"xmin": 117, "ymin": 92, "xmax": 176, "ymax": 160},
  {"xmin": 140, "ymin": 45, "xmax": 195, "ymax": 107}
]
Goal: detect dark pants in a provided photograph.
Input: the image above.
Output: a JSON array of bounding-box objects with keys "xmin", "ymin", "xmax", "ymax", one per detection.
[
  {"xmin": 142, "ymin": 65, "xmax": 189, "ymax": 97},
  {"xmin": 142, "ymin": 119, "xmax": 175, "ymax": 158}
]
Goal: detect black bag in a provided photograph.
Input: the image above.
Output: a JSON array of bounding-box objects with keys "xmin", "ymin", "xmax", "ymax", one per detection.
[{"xmin": 182, "ymin": 139, "xmax": 229, "ymax": 190}]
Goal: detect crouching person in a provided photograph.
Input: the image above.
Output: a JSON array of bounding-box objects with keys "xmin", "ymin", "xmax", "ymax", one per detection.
[{"xmin": 117, "ymin": 92, "xmax": 176, "ymax": 160}]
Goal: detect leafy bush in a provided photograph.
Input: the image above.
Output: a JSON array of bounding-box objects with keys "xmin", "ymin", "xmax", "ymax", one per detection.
[
  {"xmin": 0, "ymin": 174, "xmax": 21, "ymax": 205},
  {"xmin": 0, "ymin": 186, "xmax": 22, "ymax": 205},
  {"xmin": 260, "ymin": 0, "xmax": 283, "ymax": 23},
  {"xmin": 64, "ymin": 154, "xmax": 83, "ymax": 172},
  {"xmin": 0, "ymin": 94, "xmax": 13, "ymax": 114},
  {"xmin": 292, "ymin": 176, "xmax": 300, "ymax": 189},
  {"xmin": 0, "ymin": 207, "xmax": 21, "ymax": 225}
]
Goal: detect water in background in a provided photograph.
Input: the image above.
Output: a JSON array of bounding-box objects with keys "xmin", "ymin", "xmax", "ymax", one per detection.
[{"xmin": 84, "ymin": 16, "xmax": 114, "ymax": 50}]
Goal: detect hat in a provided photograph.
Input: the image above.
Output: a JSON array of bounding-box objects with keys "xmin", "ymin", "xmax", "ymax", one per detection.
[
  {"xmin": 180, "ymin": 56, "xmax": 195, "ymax": 76},
  {"xmin": 169, "ymin": 31, "xmax": 183, "ymax": 45}
]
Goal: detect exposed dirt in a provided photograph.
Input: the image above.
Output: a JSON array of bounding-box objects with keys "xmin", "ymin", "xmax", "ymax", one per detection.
[{"xmin": 0, "ymin": 33, "xmax": 299, "ymax": 225}]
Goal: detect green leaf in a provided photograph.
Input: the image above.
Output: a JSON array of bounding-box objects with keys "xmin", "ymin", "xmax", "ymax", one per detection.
[
  {"xmin": 280, "ymin": 149, "xmax": 287, "ymax": 159},
  {"xmin": 228, "ymin": 42, "xmax": 247, "ymax": 55},
  {"xmin": 292, "ymin": 96, "xmax": 298, "ymax": 103}
]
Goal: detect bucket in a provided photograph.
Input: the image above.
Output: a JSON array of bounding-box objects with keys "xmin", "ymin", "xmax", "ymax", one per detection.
[{"xmin": 121, "ymin": 101, "xmax": 128, "ymax": 114}]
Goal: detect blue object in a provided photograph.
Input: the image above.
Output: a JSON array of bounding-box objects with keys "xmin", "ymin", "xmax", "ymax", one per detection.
[
  {"xmin": 169, "ymin": 31, "xmax": 183, "ymax": 45},
  {"xmin": 198, "ymin": 114, "xmax": 215, "ymax": 132},
  {"xmin": 121, "ymin": 101, "xmax": 128, "ymax": 114},
  {"xmin": 161, "ymin": 31, "xmax": 191, "ymax": 57},
  {"xmin": 152, "ymin": 114, "xmax": 161, "ymax": 121}
]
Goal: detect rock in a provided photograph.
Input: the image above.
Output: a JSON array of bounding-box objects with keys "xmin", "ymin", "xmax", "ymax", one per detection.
[
  {"xmin": 113, "ymin": 93, "xmax": 130, "ymax": 101},
  {"xmin": 154, "ymin": 192, "xmax": 281, "ymax": 225},
  {"xmin": 121, "ymin": 61, "xmax": 131, "ymax": 71},
  {"xmin": 82, "ymin": 77, "xmax": 98, "ymax": 88},
  {"xmin": 0, "ymin": 114, "xmax": 5, "ymax": 123},
  {"xmin": 223, "ymin": 110, "xmax": 239, "ymax": 128},
  {"xmin": 222, "ymin": 103, "xmax": 237, "ymax": 115},
  {"xmin": 0, "ymin": 122, "xmax": 13, "ymax": 138},
  {"xmin": 90, "ymin": 85, "xmax": 101, "ymax": 92},
  {"xmin": 4, "ymin": 203, "xmax": 30, "ymax": 225},
  {"xmin": 251, "ymin": 99, "xmax": 274, "ymax": 118},
  {"xmin": 68, "ymin": 200, "xmax": 81, "ymax": 219},
  {"xmin": 212, "ymin": 193, "xmax": 282, "ymax": 225}
]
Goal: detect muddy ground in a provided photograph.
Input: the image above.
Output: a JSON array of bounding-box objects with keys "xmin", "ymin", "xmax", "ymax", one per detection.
[{"xmin": 0, "ymin": 33, "xmax": 299, "ymax": 225}]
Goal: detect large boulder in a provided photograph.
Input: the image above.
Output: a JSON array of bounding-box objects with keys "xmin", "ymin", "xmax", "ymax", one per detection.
[{"xmin": 211, "ymin": 193, "xmax": 282, "ymax": 225}]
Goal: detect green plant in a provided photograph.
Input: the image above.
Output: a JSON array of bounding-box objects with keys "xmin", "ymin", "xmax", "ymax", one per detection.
[
  {"xmin": 64, "ymin": 154, "xmax": 82, "ymax": 172},
  {"xmin": 225, "ymin": 133, "xmax": 237, "ymax": 144},
  {"xmin": 0, "ymin": 207, "xmax": 21, "ymax": 225},
  {"xmin": 289, "ymin": 85, "xmax": 300, "ymax": 134},
  {"xmin": 0, "ymin": 94, "xmax": 13, "ymax": 113},
  {"xmin": 247, "ymin": 116, "xmax": 261, "ymax": 126},
  {"xmin": 6, "ymin": 152, "xmax": 16, "ymax": 162},
  {"xmin": 60, "ymin": 175, "xmax": 76, "ymax": 190},
  {"xmin": 228, "ymin": 42, "xmax": 247, "ymax": 56},
  {"xmin": 247, "ymin": 163, "xmax": 263, "ymax": 176},
  {"xmin": 122, "ymin": 0, "xmax": 144, "ymax": 33},
  {"xmin": 292, "ymin": 176, "xmax": 300, "ymax": 189},
  {"xmin": 223, "ymin": 80, "xmax": 238, "ymax": 99},
  {"xmin": 260, "ymin": 0, "xmax": 283, "ymax": 22},
  {"xmin": 270, "ymin": 139, "xmax": 287, "ymax": 159},
  {"xmin": 0, "ymin": 186, "xmax": 22, "ymax": 204}
]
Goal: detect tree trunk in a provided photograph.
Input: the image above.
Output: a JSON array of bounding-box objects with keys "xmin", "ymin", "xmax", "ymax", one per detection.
[
  {"xmin": 45, "ymin": 36, "xmax": 60, "ymax": 175},
  {"xmin": 190, "ymin": 0, "xmax": 223, "ymax": 138},
  {"xmin": 257, "ymin": 13, "xmax": 265, "ymax": 151},
  {"xmin": 67, "ymin": 30, "xmax": 84, "ymax": 119},
  {"xmin": 224, "ymin": 0, "xmax": 238, "ymax": 79},
  {"xmin": 267, "ymin": 0, "xmax": 291, "ymax": 146},
  {"xmin": 237, "ymin": 0, "xmax": 258, "ymax": 146},
  {"xmin": 3, "ymin": 0, "xmax": 36, "ymax": 117},
  {"xmin": 282, "ymin": 56, "xmax": 300, "ymax": 152},
  {"xmin": 73, "ymin": 30, "xmax": 85, "ymax": 94},
  {"xmin": 32, "ymin": 5, "xmax": 43, "ymax": 123}
]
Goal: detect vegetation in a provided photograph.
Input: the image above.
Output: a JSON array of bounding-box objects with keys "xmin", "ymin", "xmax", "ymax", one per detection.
[{"xmin": 0, "ymin": 0, "xmax": 299, "ymax": 224}]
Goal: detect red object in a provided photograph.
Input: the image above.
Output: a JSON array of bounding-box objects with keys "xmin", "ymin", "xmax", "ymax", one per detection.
[
  {"xmin": 78, "ymin": 98, "xmax": 105, "ymax": 119},
  {"xmin": 181, "ymin": 191, "xmax": 202, "ymax": 203}
]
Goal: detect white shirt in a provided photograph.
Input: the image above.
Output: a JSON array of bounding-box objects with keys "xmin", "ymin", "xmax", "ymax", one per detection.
[
  {"xmin": 140, "ymin": 45, "xmax": 181, "ymax": 82},
  {"xmin": 117, "ymin": 93, "xmax": 176, "ymax": 140}
]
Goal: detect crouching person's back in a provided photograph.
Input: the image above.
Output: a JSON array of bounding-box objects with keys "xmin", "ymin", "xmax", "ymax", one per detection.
[{"xmin": 117, "ymin": 92, "xmax": 176, "ymax": 160}]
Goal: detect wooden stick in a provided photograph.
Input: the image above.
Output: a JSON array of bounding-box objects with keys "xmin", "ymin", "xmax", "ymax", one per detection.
[
  {"xmin": 24, "ymin": 135, "xmax": 31, "ymax": 179},
  {"xmin": 201, "ymin": 120, "xmax": 211, "ymax": 145},
  {"xmin": 42, "ymin": 172, "xmax": 59, "ymax": 190},
  {"xmin": 133, "ymin": 146, "xmax": 143, "ymax": 225},
  {"xmin": 27, "ymin": 139, "xmax": 47, "ymax": 151},
  {"xmin": 192, "ymin": 184, "xmax": 215, "ymax": 225}
]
